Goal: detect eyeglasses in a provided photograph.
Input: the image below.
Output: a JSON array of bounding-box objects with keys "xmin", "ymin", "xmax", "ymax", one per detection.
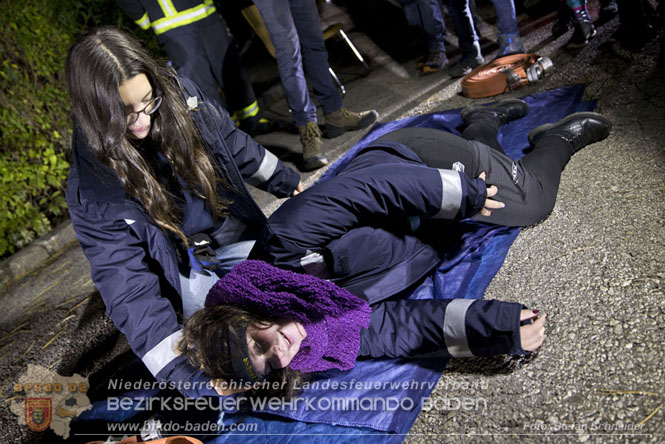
[{"xmin": 126, "ymin": 96, "xmax": 162, "ymax": 126}]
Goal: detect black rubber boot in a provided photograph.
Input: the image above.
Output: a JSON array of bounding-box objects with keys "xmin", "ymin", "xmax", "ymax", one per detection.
[
  {"xmin": 528, "ymin": 112, "xmax": 612, "ymax": 154},
  {"xmin": 461, "ymin": 99, "xmax": 530, "ymax": 126}
]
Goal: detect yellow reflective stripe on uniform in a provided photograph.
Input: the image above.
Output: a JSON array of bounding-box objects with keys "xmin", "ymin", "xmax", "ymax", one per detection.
[
  {"xmin": 135, "ymin": 12, "xmax": 151, "ymax": 30},
  {"xmin": 152, "ymin": 3, "xmax": 216, "ymax": 35},
  {"xmin": 234, "ymin": 101, "xmax": 260, "ymax": 120},
  {"xmin": 157, "ymin": 0, "xmax": 177, "ymax": 16}
]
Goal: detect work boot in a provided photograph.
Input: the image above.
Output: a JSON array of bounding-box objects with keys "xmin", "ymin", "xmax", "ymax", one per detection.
[
  {"xmin": 298, "ymin": 121, "xmax": 328, "ymax": 171},
  {"xmin": 461, "ymin": 99, "xmax": 530, "ymax": 126},
  {"xmin": 448, "ymin": 41, "xmax": 484, "ymax": 78},
  {"xmin": 496, "ymin": 34, "xmax": 526, "ymax": 58},
  {"xmin": 420, "ymin": 50, "xmax": 449, "ymax": 75},
  {"xmin": 528, "ymin": 112, "xmax": 612, "ymax": 154},
  {"xmin": 323, "ymin": 107, "xmax": 379, "ymax": 138},
  {"xmin": 567, "ymin": 6, "xmax": 596, "ymax": 48},
  {"xmin": 567, "ymin": 21, "xmax": 597, "ymax": 48}
]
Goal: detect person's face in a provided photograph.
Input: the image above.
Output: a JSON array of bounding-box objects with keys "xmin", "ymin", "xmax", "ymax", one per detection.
[
  {"xmin": 118, "ymin": 73, "xmax": 155, "ymax": 139},
  {"xmin": 246, "ymin": 320, "xmax": 307, "ymax": 376}
]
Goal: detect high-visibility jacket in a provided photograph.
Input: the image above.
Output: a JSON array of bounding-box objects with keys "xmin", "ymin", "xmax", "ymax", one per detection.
[{"xmin": 116, "ymin": 0, "xmax": 217, "ymax": 37}]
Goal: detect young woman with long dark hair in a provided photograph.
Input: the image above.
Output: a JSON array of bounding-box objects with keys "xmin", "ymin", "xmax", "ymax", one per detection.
[{"xmin": 65, "ymin": 27, "xmax": 302, "ymax": 397}]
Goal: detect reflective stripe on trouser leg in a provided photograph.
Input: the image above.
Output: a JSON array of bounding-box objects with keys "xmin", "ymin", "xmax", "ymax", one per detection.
[{"xmin": 234, "ymin": 101, "xmax": 260, "ymax": 120}]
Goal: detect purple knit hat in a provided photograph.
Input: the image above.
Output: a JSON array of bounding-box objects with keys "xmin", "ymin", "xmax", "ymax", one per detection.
[{"xmin": 206, "ymin": 260, "xmax": 372, "ymax": 373}]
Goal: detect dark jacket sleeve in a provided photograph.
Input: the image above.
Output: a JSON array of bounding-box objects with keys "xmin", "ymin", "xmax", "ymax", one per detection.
[
  {"xmin": 116, "ymin": 0, "xmax": 151, "ymax": 30},
  {"xmin": 358, "ymin": 299, "xmax": 526, "ymax": 359},
  {"xmin": 182, "ymin": 78, "xmax": 300, "ymax": 198},
  {"xmin": 67, "ymin": 199, "xmax": 216, "ymax": 398},
  {"xmin": 252, "ymin": 159, "xmax": 485, "ymax": 270}
]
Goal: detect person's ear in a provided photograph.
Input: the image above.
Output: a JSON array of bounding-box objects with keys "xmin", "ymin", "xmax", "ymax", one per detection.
[{"xmin": 211, "ymin": 378, "xmax": 249, "ymax": 396}]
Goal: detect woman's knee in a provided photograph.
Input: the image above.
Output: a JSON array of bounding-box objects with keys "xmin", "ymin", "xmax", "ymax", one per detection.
[{"xmin": 531, "ymin": 192, "xmax": 557, "ymax": 225}]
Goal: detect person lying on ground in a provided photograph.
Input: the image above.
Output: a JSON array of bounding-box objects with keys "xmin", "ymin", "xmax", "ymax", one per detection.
[{"xmin": 180, "ymin": 103, "xmax": 612, "ymax": 397}]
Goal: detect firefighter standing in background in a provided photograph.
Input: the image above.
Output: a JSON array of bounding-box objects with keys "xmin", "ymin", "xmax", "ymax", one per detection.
[{"xmin": 117, "ymin": 0, "xmax": 274, "ymax": 136}]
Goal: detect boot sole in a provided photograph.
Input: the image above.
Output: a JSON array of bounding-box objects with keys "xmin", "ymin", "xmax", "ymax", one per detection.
[
  {"xmin": 448, "ymin": 57, "xmax": 484, "ymax": 78},
  {"xmin": 566, "ymin": 27, "xmax": 597, "ymax": 49},
  {"xmin": 528, "ymin": 112, "xmax": 612, "ymax": 146},
  {"xmin": 461, "ymin": 98, "xmax": 529, "ymax": 125},
  {"xmin": 420, "ymin": 64, "xmax": 448, "ymax": 76},
  {"xmin": 323, "ymin": 110, "xmax": 379, "ymax": 139},
  {"xmin": 302, "ymin": 155, "xmax": 329, "ymax": 171}
]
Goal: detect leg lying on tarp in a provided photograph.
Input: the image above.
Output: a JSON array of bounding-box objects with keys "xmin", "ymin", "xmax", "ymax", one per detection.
[
  {"xmin": 378, "ymin": 100, "xmax": 611, "ymax": 227},
  {"xmin": 251, "ymin": 100, "xmax": 611, "ymax": 297}
]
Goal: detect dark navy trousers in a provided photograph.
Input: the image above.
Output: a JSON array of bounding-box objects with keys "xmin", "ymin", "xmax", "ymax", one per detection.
[
  {"xmin": 378, "ymin": 119, "xmax": 573, "ymax": 227},
  {"xmin": 162, "ymin": 15, "xmax": 256, "ymax": 113},
  {"xmin": 358, "ymin": 298, "xmax": 525, "ymax": 359}
]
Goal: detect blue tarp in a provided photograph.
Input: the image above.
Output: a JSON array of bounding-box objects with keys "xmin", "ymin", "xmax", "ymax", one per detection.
[{"xmin": 74, "ymin": 86, "xmax": 595, "ymax": 444}]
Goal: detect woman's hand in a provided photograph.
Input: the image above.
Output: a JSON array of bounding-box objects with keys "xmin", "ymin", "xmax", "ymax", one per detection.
[
  {"xmin": 292, "ymin": 180, "xmax": 305, "ymax": 196},
  {"xmin": 478, "ymin": 172, "xmax": 504, "ymax": 216},
  {"xmin": 519, "ymin": 309, "xmax": 547, "ymax": 351}
]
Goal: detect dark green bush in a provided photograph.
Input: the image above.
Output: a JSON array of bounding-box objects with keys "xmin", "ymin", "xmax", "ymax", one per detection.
[
  {"xmin": 0, "ymin": 1, "xmax": 75, "ymax": 256},
  {"xmin": 0, "ymin": 0, "xmax": 159, "ymax": 257}
]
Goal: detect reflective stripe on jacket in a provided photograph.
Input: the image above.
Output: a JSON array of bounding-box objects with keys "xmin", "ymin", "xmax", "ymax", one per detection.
[
  {"xmin": 250, "ymin": 143, "xmax": 487, "ymax": 303},
  {"xmin": 117, "ymin": 0, "xmax": 216, "ymax": 35}
]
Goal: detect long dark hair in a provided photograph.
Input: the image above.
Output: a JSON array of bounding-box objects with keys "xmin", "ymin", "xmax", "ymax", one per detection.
[
  {"xmin": 179, "ymin": 305, "xmax": 303, "ymax": 400},
  {"xmin": 66, "ymin": 27, "xmax": 228, "ymax": 244}
]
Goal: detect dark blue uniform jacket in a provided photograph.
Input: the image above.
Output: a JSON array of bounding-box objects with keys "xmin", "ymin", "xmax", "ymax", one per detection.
[{"xmin": 66, "ymin": 78, "xmax": 299, "ymax": 397}]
